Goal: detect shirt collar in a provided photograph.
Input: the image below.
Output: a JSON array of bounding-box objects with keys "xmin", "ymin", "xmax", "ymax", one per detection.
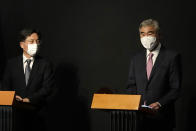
[
  {"xmin": 23, "ymin": 54, "xmax": 34, "ymax": 64},
  {"xmin": 146, "ymin": 43, "xmax": 161, "ymax": 56}
]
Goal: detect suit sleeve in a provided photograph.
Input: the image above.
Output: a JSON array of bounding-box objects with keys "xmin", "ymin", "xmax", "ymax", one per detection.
[
  {"xmin": 1, "ymin": 61, "xmax": 12, "ymax": 91},
  {"xmin": 158, "ymin": 54, "xmax": 182, "ymax": 106},
  {"xmin": 29, "ymin": 62, "xmax": 55, "ymax": 106},
  {"xmin": 126, "ymin": 58, "xmax": 137, "ymax": 94}
]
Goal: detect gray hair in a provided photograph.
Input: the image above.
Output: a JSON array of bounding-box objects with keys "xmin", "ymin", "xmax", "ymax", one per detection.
[{"xmin": 139, "ymin": 19, "xmax": 160, "ymax": 33}]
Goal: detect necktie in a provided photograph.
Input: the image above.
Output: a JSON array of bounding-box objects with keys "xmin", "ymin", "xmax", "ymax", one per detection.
[
  {"xmin": 25, "ymin": 59, "xmax": 31, "ymax": 85},
  {"xmin": 146, "ymin": 53, "xmax": 153, "ymax": 80}
]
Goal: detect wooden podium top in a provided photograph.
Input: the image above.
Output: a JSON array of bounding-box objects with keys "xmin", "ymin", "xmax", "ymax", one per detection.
[
  {"xmin": 0, "ymin": 91, "xmax": 15, "ymax": 106},
  {"xmin": 91, "ymin": 94, "xmax": 141, "ymax": 110}
]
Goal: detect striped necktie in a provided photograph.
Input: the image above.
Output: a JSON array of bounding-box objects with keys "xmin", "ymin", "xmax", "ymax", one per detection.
[
  {"xmin": 146, "ymin": 53, "xmax": 153, "ymax": 80},
  {"xmin": 25, "ymin": 59, "xmax": 31, "ymax": 85}
]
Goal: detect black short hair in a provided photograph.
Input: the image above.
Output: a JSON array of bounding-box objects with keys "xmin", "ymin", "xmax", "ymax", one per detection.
[{"xmin": 18, "ymin": 28, "xmax": 41, "ymax": 42}]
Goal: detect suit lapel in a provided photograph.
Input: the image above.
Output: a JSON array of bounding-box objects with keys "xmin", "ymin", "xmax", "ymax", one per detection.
[
  {"xmin": 18, "ymin": 56, "xmax": 26, "ymax": 88},
  {"xmin": 148, "ymin": 46, "xmax": 165, "ymax": 81},
  {"xmin": 26, "ymin": 57, "xmax": 40, "ymax": 87},
  {"xmin": 139, "ymin": 50, "xmax": 148, "ymax": 86}
]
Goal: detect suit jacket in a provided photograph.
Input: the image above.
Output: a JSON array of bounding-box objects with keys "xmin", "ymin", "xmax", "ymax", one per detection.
[
  {"xmin": 127, "ymin": 45, "xmax": 182, "ymax": 126},
  {"xmin": 2, "ymin": 55, "xmax": 55, "ymax": 108}
]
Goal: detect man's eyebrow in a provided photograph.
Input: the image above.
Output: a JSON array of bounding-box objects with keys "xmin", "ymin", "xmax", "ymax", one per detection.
[
  {"xmin": 147, "ymin": 31, "xmax": 155, "ymax": 33},
  {"xmin": 28, "ymin": 39, "xmax": 38, "ymax": 40}
]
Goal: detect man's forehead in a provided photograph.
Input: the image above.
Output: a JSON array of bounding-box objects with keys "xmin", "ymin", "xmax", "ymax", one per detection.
[
  {"xmin": 140, "ymin": 26, "xmax": 156, "ymax": 32},
  {"xmin": 26, "ymin": 33, "xmax": 39, "ymax": 40}
]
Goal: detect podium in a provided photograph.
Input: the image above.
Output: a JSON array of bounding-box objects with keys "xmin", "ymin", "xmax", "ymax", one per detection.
[
  {"xmin": 0, "ymin": 91, "xmax": 15, "ymax": 131},
  {"xmin": 91, "ymin": 94, "xmax": 141, "ymax": 131}
]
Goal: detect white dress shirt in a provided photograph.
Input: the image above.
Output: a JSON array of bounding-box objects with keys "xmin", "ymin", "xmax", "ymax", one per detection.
[
  {"xmin": 23, "ymin": 54, "xmax": 34, "ymax": 74},
  {"xmin": 146, "ymin": 43, "xmax": 161, "ymax": 65}
]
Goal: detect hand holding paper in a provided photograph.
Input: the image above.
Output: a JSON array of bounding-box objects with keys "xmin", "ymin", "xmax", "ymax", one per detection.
[{"xmin": 149, "ymin": 102, "xmax": 161, "ymax": 110}]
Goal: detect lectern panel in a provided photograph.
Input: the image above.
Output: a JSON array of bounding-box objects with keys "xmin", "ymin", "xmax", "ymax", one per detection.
[
  {"xmin": 0, "ymin": 91, "xmax": 15, "ymax": 106},
  {"xmin": 91, "ymin": 94, "xmax": 141, "ymax": 110}
]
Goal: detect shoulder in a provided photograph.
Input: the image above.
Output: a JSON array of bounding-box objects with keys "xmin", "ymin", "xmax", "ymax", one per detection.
[
  {"xmin": 161, "ymin": 46, "xmax": 181, "ymax": 58},
  {"xmin": 6, "ymin": 56, "xmax": 22, "ymax": 65},
  {"xmin": 34, "ymin": 55, "xmax": 54, "ymax": 68},
  {"xmin": 130, "ymin": 49, "xmax": 145, "ymax": 61}
]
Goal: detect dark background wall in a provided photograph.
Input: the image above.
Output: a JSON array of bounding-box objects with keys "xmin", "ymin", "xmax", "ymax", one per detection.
[{"xmin": 0, "ymin": 0, "xmax": 195, "ymax": 131}]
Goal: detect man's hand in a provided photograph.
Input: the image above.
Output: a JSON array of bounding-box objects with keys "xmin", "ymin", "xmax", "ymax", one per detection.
[
  {"xmin": 22, "ymin": 98, "xmax": 30, "ymax": 103},
  {"xmin": 15, "ymin": 95, "xmax": 23, "ymax": 101},
  {"xmin": 149, "ymin": 102, "xmax": 161, "ymax": 110}
]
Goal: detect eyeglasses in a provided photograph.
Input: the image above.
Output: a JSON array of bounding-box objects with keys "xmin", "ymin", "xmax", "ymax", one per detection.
[{"xmin": 25, "ymin": 39, "xmax": 41, "ymax": 44}]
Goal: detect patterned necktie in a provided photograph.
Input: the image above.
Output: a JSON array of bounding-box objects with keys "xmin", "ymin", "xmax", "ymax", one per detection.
[
  {"xmin": 146, "ymin": 53, "xmax": 154, "ymax": 80},
  {"xmin": 25, "ymin": 59, "xmax": 31, "ymax": 85}
]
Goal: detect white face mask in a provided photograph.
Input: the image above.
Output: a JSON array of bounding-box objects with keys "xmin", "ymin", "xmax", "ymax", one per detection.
[
  {"xmin": 27, "ymin": 43, "xmax": 38, "ymax": 56},
  {"xmin": 140, "ymin": 36, "xmax": 157, "ymax": 51}
]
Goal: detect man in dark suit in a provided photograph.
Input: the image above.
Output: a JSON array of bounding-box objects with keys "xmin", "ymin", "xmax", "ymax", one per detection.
[
  {"xmin": 2, "ymin": 28, "xmax": 55, "ymax": 131},
  {"xmin": 127, "ymin": 19, "xmax": 182, "ymax": 131}
]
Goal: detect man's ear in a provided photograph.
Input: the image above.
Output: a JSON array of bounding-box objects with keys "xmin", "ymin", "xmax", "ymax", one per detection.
[
  {"xmin": 156, "ymin": 32, "xmax": 161, "ymax": 40},
  {"xmin": 20, "ymin": 42, "xmax": 24, "ymax": 49}
]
